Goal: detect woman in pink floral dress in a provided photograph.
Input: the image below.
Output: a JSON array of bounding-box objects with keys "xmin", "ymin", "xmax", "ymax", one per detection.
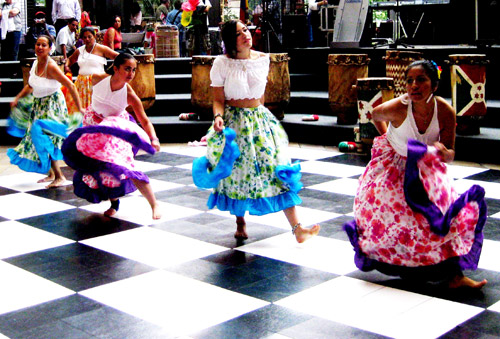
[
  {"xmin": 344, "ymin": 60, "xmax": 487, "ymax": 288},
  {"xmin": 62, "ymin": 53, "xmax": 162, "ymax": 220}
]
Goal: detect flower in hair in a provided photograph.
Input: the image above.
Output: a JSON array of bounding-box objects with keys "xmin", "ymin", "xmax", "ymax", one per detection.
[{"xmin": 430, "ymin": 60, "xmax": 442, "ymax": 79}]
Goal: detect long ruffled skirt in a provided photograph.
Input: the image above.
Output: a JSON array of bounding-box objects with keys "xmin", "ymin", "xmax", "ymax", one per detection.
[
  {"xmin": 344, "ymin": 135, "xmax": 486, "ymax": 279},
  {"xmin": 192, "ymin": 105, "xmax": 302, "ymax": 217},
  {"xmin": 62, "ymin": 109, "xmax": 155, "ymax": 203},
  {"xmin": 7, "ymin": 91, "xmax": 82, "ymax": 174},
  {"xmin": 75, "ymin": 74, "xmax": 93, "ymax": 111}
]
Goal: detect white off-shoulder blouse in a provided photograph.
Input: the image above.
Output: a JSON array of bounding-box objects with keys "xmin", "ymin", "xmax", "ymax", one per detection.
[{"xmin": 210, "ymin": 54, "xmax": 270, "ymax": 100}]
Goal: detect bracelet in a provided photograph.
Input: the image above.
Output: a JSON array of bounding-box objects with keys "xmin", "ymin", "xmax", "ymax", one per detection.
[{"xmin": 214, "ymin": 113, "xmax": 223, "ymax": 120}]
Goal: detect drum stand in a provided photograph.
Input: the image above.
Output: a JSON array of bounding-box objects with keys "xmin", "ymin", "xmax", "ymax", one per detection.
[
  {"xmin": 261, "ymin": 0, "xmax": 283, "ymax": 52},
  {"xmin": 374, "ymin": 0, "xmax": 413, "ymax": 49}
]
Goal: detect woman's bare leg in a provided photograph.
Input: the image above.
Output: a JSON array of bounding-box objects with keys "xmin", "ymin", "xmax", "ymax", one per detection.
[
  {"xmin": 235, "ymin": 216, "xmax": 248, "ymax": 239},
  {"xmin": 283, "ymin": 206, "xmax": 320, "ymax": 243},
  {"xmin": 46, "ymin": 160, "xmax": 66, "ymax": 188},
  {"xmin": 38, "ymin": 168, "xmax": 55, "ymax": 183},
  {"xmin": 131, "ymin": 178, "xmax": 161, "ymax": 219}
]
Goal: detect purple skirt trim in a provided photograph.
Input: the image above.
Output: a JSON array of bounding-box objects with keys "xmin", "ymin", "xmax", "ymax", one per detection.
[
  {"xmin": 344, "ymin": 139, "xmax": 487, "ymax": 276},
  {"xmin": 62, "ymin": 125, "xmax": 155, "ymax": 203}
]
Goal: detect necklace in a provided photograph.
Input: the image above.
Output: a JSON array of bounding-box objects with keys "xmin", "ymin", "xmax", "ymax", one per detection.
[{"xmin": 82, "ymin": 43, "xmax": 96, "ymax": 59}]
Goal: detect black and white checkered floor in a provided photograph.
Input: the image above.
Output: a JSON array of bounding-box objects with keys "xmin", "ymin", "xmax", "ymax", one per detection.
[{"xmin": 1, "ymin": 144, "xmax": 500, "ymax": 339}]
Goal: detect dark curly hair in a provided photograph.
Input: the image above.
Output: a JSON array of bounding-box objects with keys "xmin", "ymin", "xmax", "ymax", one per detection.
[{"xmin": 406, "ymin": 60, "xmax": 440, "ymax": 90}]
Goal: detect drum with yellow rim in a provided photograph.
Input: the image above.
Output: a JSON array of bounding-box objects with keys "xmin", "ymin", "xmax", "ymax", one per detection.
[
  {"xmin": 128, "ymin": 54, "xmax": 156, "ymax": 113},
  {"xmin": 385, "ymin": 50, "xmax": 423, "ymax": 97},
  {"xmin": 328, "ymin": 54, "xmax": 370, "ymax": 125}
]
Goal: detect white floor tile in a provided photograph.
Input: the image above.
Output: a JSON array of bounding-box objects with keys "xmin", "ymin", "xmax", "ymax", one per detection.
[
  {"xmin": 276, "ymin": 276, "xmax": 482, "ymax": 339},
  {"xmin": 133, "ymin": 160, "xmax": 171, "ymax": 173},
  {"xmin": 453, "ymin": 179, "xmax": 500, "ymax": 199},
  {"xmin": 80, "ymin": 270, "xmax": 269, "ymax": 336},
  {"xmin": 285, "ymin": 147, "xmax": 341, "ymax": 161},
  {"xmin": 300, "ymin": 161, "xmax": 366, "ymax": 177},
  {"xmin": 81, "ymin": 227, "xmax": 227, "ymax": 268},
  {"xmin": 208, "ymin": 206, "xmax": 340, "ymax": 230},
  {"xmin": 0, "ymin": 261, "xmax": 74, "ymax": 315},
  {"xmin": 489, "ymin": 300, "xmax": 500, "ymax": 313},
  {"xmin": 176, "ymin": 163, "xmax": 193, "ymax": 170},
  {"xmin": 307, "ymin": 178, "xmax": 360, "ymax": 196},
  {"xmin": 0, "ymin": 193, "xmax": 74, "ymax": 220},
  {"xmin": 0, "ymin": 221, "xmax": 74, "ymax": 259},
  {"xmin": 239, "ymin": 234, "xmax": 357, "ymax": 275},
  {"xmin": 129, "ymin": 178, "xmax": 185, "ymax": 196},
  {"xmin": 159, "ymin": 146, "xmax": 207, "ymax": 158},
  {"xmin": 446, "ymin": 164, "xmax": 488, "ymax": 179},
  {"xmin": 0, "ymin": 172, "xmax": 70, "ymax": 192},
  {"xmin": 80, "ymin": 196, "xmax": 203, "ymax": 226},
  {"xmin": 478, "ymin": 239, "xmax": 500, "ymax": 272}
]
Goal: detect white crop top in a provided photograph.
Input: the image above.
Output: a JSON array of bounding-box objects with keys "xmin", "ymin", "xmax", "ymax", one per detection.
[
  {"xmin": 77, "ymin": 45, "xmax": 107, "ymax": 75},
  {"xmin": 386, "ymin": 99, "xmax": 440, "ymax": 157},
  {"xmin": 91, "ymin": 76, "xmax": 128, "ymax": 117},
  {"xmin": 210, "ymin": 54, "xmax": 269, "ymax": 100},
  {"xmin": 28, "ymin": 59, "xmax": 61, "ymax": 98}
]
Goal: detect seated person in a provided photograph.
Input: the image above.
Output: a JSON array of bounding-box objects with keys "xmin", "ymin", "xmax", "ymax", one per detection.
[
  {"xmin": 103, "ymin": 15, "xmax": 123, "ymax": 51},
  {"xmin": 55, "ymin": 17, "xmax": 78, "ymax": 60},
  {"xmin": 25, "ymin": 11, "xmax": 56, "ymax": 56}
]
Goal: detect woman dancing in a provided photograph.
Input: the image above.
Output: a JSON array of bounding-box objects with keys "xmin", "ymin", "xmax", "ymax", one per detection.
[
  {"xmin": 192, "ymin": 20, "xmax": 320, "ymax": 242},
  {"xmin": 344, "ymin": 60, "xmax": 487, "ymax": 288},
  {"xmin": 62, "ymin": 53, "xmax": 161, "ymax": 219},
  {"xmin": 8, "ymin": 35, "xmax": 83, "ymax": 188},
  {"xmin": 65, "ymin": 27, "xmax": 118, "ymax": 111}
]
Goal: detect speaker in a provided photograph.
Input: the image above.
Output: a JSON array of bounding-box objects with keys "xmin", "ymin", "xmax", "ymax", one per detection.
[{"xmin": 282, "ymin": 14, "xmax": 308, "ymax": 48}]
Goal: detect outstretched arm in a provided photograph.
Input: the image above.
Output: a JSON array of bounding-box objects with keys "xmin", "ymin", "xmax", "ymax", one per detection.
[{"xmin": 126, "ymin": 84, "xmax": 160, "ymax": 151}]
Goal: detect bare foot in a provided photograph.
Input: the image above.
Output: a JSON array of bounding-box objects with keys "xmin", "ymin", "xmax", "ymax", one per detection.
[
  {"xmin": 152, "ymin": 203, "xmax": 162, "ymax": 220},
  {"xmin": 46, "ymin": 177, "xmax": 66, "ymax": 188},
  {"xmin": 234, "ymin": 221, "xmax": 248, "ymax": 240},
  {"xmin": 38, "ymin": 176, "xmax": 55, "ymax": 183},
  {"xmin": 294, "ymin": 224, "xmax": 321, "ymax": 243},
  {"xmin": 104, "ymin": 207, "xmax": 118, "ymax": 217},
  {"xmin": 448, "ymin": 275, "xmax": 487, "ymax": 289}
]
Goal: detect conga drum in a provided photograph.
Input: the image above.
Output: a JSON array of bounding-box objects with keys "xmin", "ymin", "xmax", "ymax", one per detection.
[
  {"xmin": 155, "ymin": 25, "xmax": 180, "ymax": 58},
  {"xmin": 448, "ymin": 54, "xmax": 488, "ymax": 136},
  {"xmin": 328, "ymin": 54, "xmax": 369, "ymax": 125},
  {"xmin": 265, "ymin": 53, "xmax": 290, "ymax": 120},
  {"xmin": 21, "ymin": 56, "xmax": 65, "ymax": 86},
  {"xmin": 355, "ymin": 77, "xmax": 394, "ymax": 151},
  {"xmin": 191, "ymin": 55, "xmax": 216, "ymax": 121},
  {"xmin": 128, "ymin": 54, "xmax": 156, "ymax": 112},
  {"xmin": 385, "ymin": 50, "xmax": 423, "ymax": 97}
]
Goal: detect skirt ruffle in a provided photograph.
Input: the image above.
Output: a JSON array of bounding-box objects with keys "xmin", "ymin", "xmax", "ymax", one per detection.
[
  {"xmin": 62, "ymin": 109, "xmax": 155, "ymax": 203},
  {"xmin": 7, "ymin": 91, "xmax": 82, "ymax": 174},
  {"xmin": 193, "ymin": 105, "xmax": 302, "ymax": 217},
  {"xmin": 344, "ymin": 136, "xmax": 487, "ymax": 277}
]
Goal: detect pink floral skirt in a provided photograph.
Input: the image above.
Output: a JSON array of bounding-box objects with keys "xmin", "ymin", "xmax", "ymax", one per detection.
[
  {"xmin": 344, "ymin": 135, "xmax": 486, "ymax": 276},
  {"xmin": 62, "ymin": 109, "xmax": 155, "ymax": 203}
]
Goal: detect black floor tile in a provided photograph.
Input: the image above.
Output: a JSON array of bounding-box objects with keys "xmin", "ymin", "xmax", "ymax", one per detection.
[
  {"xmin": 464, "ymin": 169, "xmax": 500, "ymax": 183},
  {"xmin": 18, "ymin": 208, "xmax": 142, "ymax": 241},
  {"xmin": 440, "ymin": 310, "xmax": 500, "ymax": 338}
]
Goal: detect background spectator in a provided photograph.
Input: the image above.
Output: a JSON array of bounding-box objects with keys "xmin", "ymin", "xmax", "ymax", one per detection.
[
  {"xmin": 52, "ymin": 0, "xmax": 81, "ymax": 33},
  {"xmin": 25, "ymin": 11, "xmax": 56, "ymax": 57},
  {"xmin": 156, "ymin": 0, "xmax": 169, "ymax": 23},
  {"xmin": 103, "ymin": 15, "xmax": 122, "ymax": 51},
  {"xmin": 0, "ymin": 0, "xmax": 22, "ymax": 61},
  {"xmin": 129, "ymin": 2, "xmax": 142, "ymax": 32},
  {"xmin": 55, "ymin": 17, "xmax": 78, "ymax": 65}
]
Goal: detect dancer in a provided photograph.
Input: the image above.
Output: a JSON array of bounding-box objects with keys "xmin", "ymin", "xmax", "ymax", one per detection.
[
  {"xmin": 192, "ymin": 20, "xmax": 320, "ymax": 243},
  {"xmin": 8, "ymin": 35, "xmax": 83, "ymax": 188},
  {"xmin": 62, "ymin": 53, "xmax": 161, "ymax": 220},
  {"xmin": 65, "ymin": 27, "xmax": 118, "ymax": 111},
  {"xmin": 344, "ymin": 60, "xmax": 487, "ymax": 288}
]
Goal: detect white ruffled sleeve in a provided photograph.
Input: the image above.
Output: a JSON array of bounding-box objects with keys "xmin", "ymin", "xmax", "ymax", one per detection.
[{"xmin": 210, "ymin": 56, "xmax": 226, "ymax": 87}]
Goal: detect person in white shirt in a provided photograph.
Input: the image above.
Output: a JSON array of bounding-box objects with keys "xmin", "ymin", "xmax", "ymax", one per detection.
[
  {"xmin": 0, "ymin": 0, "xmax": 22, "ymax": 61},
  {"xmin": 52, "ymin": 0, "xmax": 80, "ymax": 33},
  {"xmin": 55, "ymin": 18, "xmax": 78, "ymax": 62},
  {"xmin": 129, "ymin": 2, "xmax": 143, "ymax": 32}
]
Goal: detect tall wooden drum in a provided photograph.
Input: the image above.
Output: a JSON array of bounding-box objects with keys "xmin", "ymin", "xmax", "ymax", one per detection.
[
  {"xmin": 128, "ymin": 54, "xmax": 156, "ymax": 112},
  {"xmin": 385, "ymin": 50, "xmax": 423, "ymax": 97},
  {"xmin": 191, "ymin": 55, "xmax": 216, "ymax": 121},
  {"xmin": 21, "ymin": 56, "xmax": 65, "ymax": 86},
  {"xmin": 265, "ymin": 53, "xmax": 290, "ymax": 120},
  {"xmin": 355, "ymin": 77, "xmax": 394, "ymax": 151},
  {"xmin": 328, "ymin": 54, "xmax": 369, "ymax": 125},
  {"xmin": 155, "ymin": 25, "xmax": 180, "ymax": 58},
  {"xmin": 448, "ymin": 54, "xmax": 488, "ymax": 136}
]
